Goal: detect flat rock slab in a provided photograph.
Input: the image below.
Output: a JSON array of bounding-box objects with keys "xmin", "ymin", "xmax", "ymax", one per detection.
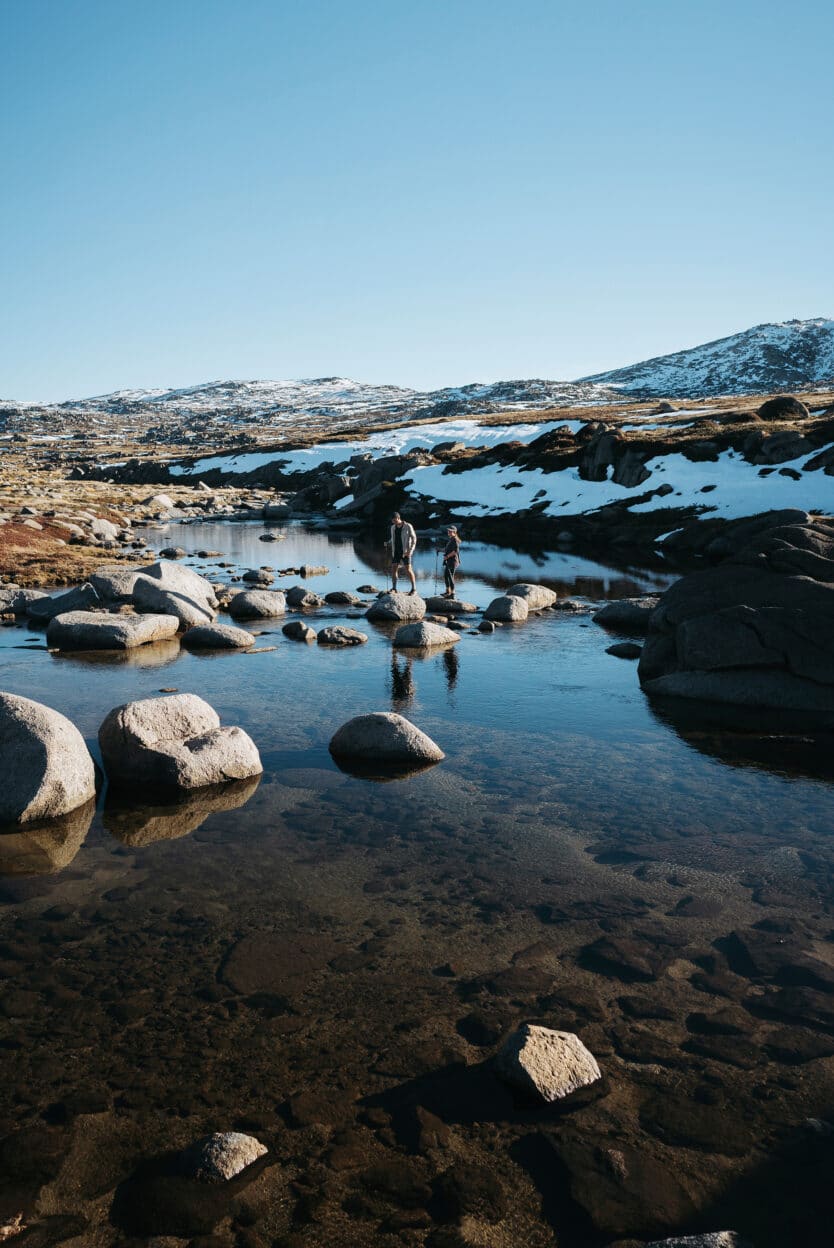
[
  {"xmin": 423, "ymin": 597, "xmax": 479, "ymax": 615},
  {"xmin": 181, "ymin": 624, "xmax": 255, "ymax": 650},
  {"xmin": 47, "ymin": 611, "xmax": 180, "ymax": 650},
  {"xmin": 221, "ymin": 931, "xmax": 340, "ymax": 996}
]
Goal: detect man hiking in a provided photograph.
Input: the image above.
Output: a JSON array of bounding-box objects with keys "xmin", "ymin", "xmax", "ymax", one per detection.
[
  {"xmin": 441, "ymin": 524, "xmax": 461, "ymax": 598},
  {"xmin": 388, "ymin": 512, "xmax": 417, "ymax": 594}
]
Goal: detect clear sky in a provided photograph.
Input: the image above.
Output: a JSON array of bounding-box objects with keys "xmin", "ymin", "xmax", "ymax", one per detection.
[{"xmin": 1, "ymin": 0, "xmax": 832, "ymax": 401}]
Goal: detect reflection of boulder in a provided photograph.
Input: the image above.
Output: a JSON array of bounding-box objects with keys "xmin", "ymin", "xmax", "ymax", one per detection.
[
  {"xmin": 647, "ymin": 697, "xmax": 834, "ymax": 782},
  {"xmin": 104, "ymin": 775, "xmax": 261, "ymax": 845},
  {"xmin": 52, "ymin": 637, "xmax": 182, "ymax": 669},
  {"xmin": 0, "ymin": 799, "xmax": 95, "ymax": 875}
]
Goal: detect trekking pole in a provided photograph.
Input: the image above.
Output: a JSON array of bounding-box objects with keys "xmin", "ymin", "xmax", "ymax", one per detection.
[{"xmin": 434, "ymin": 549, "xmax": 439, "ymax": 594}]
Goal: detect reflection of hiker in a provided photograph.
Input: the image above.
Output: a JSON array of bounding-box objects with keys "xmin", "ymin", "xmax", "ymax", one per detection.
[
  {"xmin": 441, "ymin": 525, "xmax": 461, "ymax": 598},
  {"xmin": 388, "ymin": 512, "xmax": 417, "ymax": 594}
]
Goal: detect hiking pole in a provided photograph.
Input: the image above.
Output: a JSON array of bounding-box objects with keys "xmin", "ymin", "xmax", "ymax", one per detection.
[{"xmin": 434, "ymin": 548, "xmax": 439, "ymax": 594}]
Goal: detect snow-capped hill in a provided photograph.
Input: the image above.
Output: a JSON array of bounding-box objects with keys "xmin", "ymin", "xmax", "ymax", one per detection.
[
  {"xmin": 582, "ymin": 318, "xmax": 834, "ymax": 397},
  {"xmin": 39, "ymin": 376, "xmax": 618, "ymax": 428}
]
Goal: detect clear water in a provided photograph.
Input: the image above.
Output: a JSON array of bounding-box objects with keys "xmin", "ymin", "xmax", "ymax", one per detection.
[{"xmin": 1, "ymin": 522, "xmax": 832, "ymax": 1245}]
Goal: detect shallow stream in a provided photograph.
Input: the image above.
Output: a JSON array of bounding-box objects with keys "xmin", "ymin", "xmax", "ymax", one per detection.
[{"xmin": 1, "ymin": 523, "xmax": 833, "ymax": 1246}]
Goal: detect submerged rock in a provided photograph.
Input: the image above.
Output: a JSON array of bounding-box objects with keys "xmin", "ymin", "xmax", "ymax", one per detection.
[
  {"xmin": 47, "ymin": 611, "xmax": 180, "ymax": 650},
  {"xmin": 495, "ymin": 1023, "xmax": 601, "ymax": 1102},
  {"xmin": 0, "ymin": 693, "xmax": 96, "ymax": 825},
  {"xmin": 394, "ymin": 621, "xmax": 461, "ymax": 649},
  {"xmin": 227, "ymin": 590, "xmax": 286, "ymax": 619},
  {"xmin": 505, "ymin": 582, "xmax": 558, "ymax": 609},
  {"xmin": 366, "ymin": 591, "xmax": 426, "ymax": 622},
  {"xmin": 484, "ymin": 595, "xmax": 528, "ymax": 622},
  {"xmin": 180, "ymin": 1131, "xmax": 267, "ymax": 1182},
  {"xmin": 607, "ymin": 641, "xmax": 642, "ymax": 659},
  {"xmin": 98, "ymin": 693, "xmax": 263, "ymax": 791},
  {"xmin": 329, "ymin": 712, "xmax": 444, "ymax": 768}
]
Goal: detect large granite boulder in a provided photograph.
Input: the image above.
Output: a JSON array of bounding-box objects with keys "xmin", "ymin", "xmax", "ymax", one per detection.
[
  {"xmin": 140, "ymin": 559, "xmax": 218, "ymax": 610},
  {"xmin": 393, "ymin": 622, "xmax": 461, "ymax": 649},
  {"xmin": 639, "ymin": 518, "xmax": 834, "ymax": 711},
  {"xmin": 505, "ymin": 583, "xmax": 558, "ymax": 609},
  {"xmin": 132, "ymin": 574, "xmax": 216, "ymax": 628},
  {"xmin": 495, "ymin": 1024, "xmax": 601, "ymax": 1103},
  {"xmin": 47, "ymin": 611, "xmax": 180, "ymax": 650},
  {"xmin": 0, "ymin": 693, "xmax": 96, "ymax": 825},
  {"xmin": 227, "ymin": 590, "xmax": 286, "ymax": 619},
  {"xmin": 89, "ymin": 565, "xmax": 146, "ymax": 603},
  {"xmin": 484, "ymin": 595, "xmax": 528, "ymax": 622},
  {"xmin": 98, "ymin": 693, "xmax": 263, "ymax": 791},
  {"xmin": 366, "ymin": 592, "xmax": 426, "ymax": 623}
]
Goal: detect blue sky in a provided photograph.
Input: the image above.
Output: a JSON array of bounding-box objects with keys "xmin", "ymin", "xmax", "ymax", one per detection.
[{"xmin": 1, "ymin": 0, "xmax": 832, "ymax": 400}]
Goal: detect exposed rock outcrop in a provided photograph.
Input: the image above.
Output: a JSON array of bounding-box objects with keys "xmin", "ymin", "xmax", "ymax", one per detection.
[{"xmin": 640, "ymin": 517, "xmax": 834, "ymax": 710}]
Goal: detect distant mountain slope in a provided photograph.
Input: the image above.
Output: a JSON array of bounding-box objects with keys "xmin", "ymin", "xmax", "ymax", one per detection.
[
  {"xmin": 42, "ymin": 376, "xmax": 618, "ymax": 428},
  {"xmin": 582, "ymin": 318, "xmax": 834, "ymax": 398}
]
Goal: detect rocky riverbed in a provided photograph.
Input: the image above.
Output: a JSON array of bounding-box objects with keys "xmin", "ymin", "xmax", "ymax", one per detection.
[{"xmin": 0, "ymin": 396, "xmax": 833, "ymax": 1246}]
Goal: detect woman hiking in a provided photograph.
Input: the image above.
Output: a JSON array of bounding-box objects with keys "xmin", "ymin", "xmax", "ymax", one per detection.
[
  {"xmin": 441, "ymin": 525, "xmax": 461, "ymax": 598},
  {"xmin": 388, "ymin": 512, "xmax": 417, "ymax": 594}
]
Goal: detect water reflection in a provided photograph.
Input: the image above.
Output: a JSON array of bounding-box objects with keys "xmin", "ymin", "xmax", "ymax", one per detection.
[
  {"xmin": 0, "ymin": 800, "xmax": 95, "ymax": 876},
  {"xmin": 390, "ymin": 652, "xmax": 415, "ymax": 707},
  {"xmin": 51, "ymin": 638, "xmax": 182, "ymax": 669},
  {"xmin": 442, "ymin": 646, "xmax": 459, "ymax": 696},
  {"xmin": 104, "ymin": 776, "xmax": 262, "ymax": 846}
]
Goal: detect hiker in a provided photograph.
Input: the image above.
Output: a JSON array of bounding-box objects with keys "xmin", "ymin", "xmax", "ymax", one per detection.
[
  {"xmin": 441, "ymin": 524, "xmax": 461, "ymax": 598},
  {"xmin": 388, "ymin": 511, "xmax": 417, "ymax": 594}
]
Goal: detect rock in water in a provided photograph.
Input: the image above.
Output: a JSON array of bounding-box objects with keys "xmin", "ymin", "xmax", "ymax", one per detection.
[
  {"xmin": 393, "ymin": 622, "xmax": 461, "ymax": 649},
  {"xmin": 140, "ymin": 560, "xmax": 218, "ymax": 610},
  {"xmin": 283, "ymin": 621, "xmax": 316, "ymax": 642},
  {"xmin": 286, "ymin": 586, "xmax": 325, "ymax": 608},
  {"xmin": 27, "ymin": 582, "xmax": 101, "ymax": 621},
  {"xmin": 639, "ymin": 516, "xmax": 834, "ymax": 710},
  {"xmin": 592, "ymin": 597, "xmax": 659, "ymax": 634},
  {"xmin": 495, "ymin": 1023, "xmax": 601, "ymax": 1102},
  {"xmin": 484, "ymin": 595, "xmax": 528, "ymax": 622},
  {"xmin": 98, "ymin": 693, "xmax": 263, "ymax": 791},
  {"xmin": 329, "ymin": 712, "xmax": 444, "ymax": 766},
  {"xmin": 46, "ymin": 611, "xmax": 180, "ymax": 651},
  {"xmin": 243, "ymin": 568, "xmax": 274, "ymax": 585},
  {"xmin": 317, "ymin": 626, "xmax": 368, "ymax": 646},
  {"xmin": 132, "ymin": 574, "xmax": 216, "ymax": 628},
  {"xmin": 366, "ymin": 591, "xmax": 426, "ymax": 622},
  {"xmin": 181, "ymin": 624, "xmax": 255, "ymax": 650},
  {"xmin": 423, "ymin": 596, "xmax": 479, "ymax": 615},
  {"xmin": 227, "ymin": 590, "xmax": 286, "ymax": 619},
  {"xmin": 179, "ymin": 1132, "xmax": 267, "ymax": 1182},
  {"xmin": 0, "ymin": 693, "xmax": 96, "ymax": 825},
  {"xmin": 505, "ymin": 583, "xmax": 558, "ymax": 609}
]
